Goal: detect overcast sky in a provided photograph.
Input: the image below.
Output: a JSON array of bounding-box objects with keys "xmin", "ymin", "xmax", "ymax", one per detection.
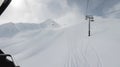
[
  {"xmin": 67, "ymin": 0, "xmax": 120, "ymax": 16},
  {"xmin": 0, "ymin": 0, "xmax": 120, "ymax": 24}
]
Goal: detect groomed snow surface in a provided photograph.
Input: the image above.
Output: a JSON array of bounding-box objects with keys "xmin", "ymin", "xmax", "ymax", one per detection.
[{"xmin": 0, "ymin": 18, "xmax": 120, "ymax": 67}]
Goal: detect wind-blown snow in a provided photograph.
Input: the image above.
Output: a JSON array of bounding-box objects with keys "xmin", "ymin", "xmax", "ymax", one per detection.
[{"xmin": 0, "ymin": 18, "xmax": 120, "ymax": 67}]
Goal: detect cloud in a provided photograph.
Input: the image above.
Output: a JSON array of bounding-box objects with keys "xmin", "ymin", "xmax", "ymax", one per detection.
[
  {"xmin": 67, "ymin": 0, "xmax": 120, "ymax": 16},
  {"xmin": 0, "ymin": 0, "xmax": 70, "ymax": 23},
  {"xmin": 104, "ymin": 2, "xmax": 120, "ymax": 18},
  {"xmin": 0, "ymin": 0, "xmax": 120, "ymax": 24}
]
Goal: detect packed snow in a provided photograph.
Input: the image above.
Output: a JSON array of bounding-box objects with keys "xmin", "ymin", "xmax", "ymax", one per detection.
[{"xmin": 0, "ymin": 18, "xmax": 120, "ymax": 67}]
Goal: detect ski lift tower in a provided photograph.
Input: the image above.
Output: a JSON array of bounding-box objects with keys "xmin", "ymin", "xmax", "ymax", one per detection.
[{"xmin": 85, "ymin": 15, "xmax": 94, "ymax": 36}]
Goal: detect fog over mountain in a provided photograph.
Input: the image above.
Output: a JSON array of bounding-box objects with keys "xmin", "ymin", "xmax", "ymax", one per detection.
[{"xmin": 0, "ymin": 19, "xmax": 60, "ymax": 37}]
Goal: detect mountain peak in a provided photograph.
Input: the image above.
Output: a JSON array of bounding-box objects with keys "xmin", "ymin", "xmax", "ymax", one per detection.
[
  {"xmin": 40, "ymin": 19, "xmax": 60, "ymax": 29},
  {"xmin": 0, "ymin": 22, "xmax": 19, "ymax": 37}
]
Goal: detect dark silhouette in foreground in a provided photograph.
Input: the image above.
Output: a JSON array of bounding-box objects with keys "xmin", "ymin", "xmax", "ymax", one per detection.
[{"xmin": 0, "ymin": 49, "xmax": 20, "ymax": 67}]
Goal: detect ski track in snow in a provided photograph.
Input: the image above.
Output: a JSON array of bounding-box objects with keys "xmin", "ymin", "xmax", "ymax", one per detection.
[
  {"xmin": 3, "ymin": 29, "xmax": 64, "ymax": 61},
  {"xmin": 62, "ymin": 22, "xmax": 102, "ymax": 67},
  {"xmin": 0, "ymin": 21, "xmax": 103, "ymax": 67}
]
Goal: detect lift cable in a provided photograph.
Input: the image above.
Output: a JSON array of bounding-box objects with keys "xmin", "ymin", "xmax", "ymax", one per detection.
[{"xmin": 86, "ymin": 0, "xmax": 90, "ymax": 16}]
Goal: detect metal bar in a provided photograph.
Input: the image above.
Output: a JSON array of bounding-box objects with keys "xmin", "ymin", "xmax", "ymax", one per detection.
[
  {"xmin": 0, "ymin": 0, "xmax": 11, "ymax": 15},
  {"xmin": 0, "ymin": 54, "xmax": 11, "ymax": 56},
  {"xmin": 88, "ymin": 18, "xmax": 91, "ymax": 36}
]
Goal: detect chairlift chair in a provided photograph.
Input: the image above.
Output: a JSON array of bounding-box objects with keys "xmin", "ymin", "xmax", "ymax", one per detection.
[{"xmin": 0, "ymin": 54, "xmax": 20, "ymax": 67}]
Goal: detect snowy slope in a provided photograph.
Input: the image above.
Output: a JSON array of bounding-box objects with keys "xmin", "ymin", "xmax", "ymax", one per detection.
[{"xmin": 0, "ymin": 18, "xmax": 120, "ymax": 67}]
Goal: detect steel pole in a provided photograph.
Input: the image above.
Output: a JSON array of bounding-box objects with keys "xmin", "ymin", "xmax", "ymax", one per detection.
[{"xmin": 88, "ymin": 18, "xmax": 90, "ymax": 36}]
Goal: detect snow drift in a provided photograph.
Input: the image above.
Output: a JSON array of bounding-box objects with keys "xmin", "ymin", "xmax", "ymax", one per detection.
[{"xmin": 0, "ymin": 18, "xmax": 120, "ymax": 67}]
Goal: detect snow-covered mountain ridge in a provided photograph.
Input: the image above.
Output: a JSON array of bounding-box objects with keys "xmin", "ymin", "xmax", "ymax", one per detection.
[{"xmin": 0, "ymin": 19, "xmax": 60, "ymax": 37}]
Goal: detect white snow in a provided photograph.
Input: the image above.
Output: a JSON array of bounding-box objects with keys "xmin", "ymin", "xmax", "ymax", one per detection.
[{"xmin": 0, "ymin": 18, "xmax": 120, "ymax": 67}]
